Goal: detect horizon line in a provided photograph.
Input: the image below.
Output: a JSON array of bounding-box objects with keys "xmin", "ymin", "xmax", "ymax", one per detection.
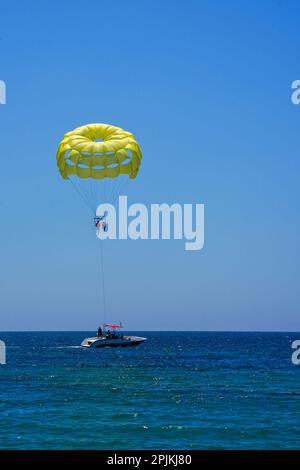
[{"xmin": 0, "ymin": 329, "xmax": 299, "ymax": 334}]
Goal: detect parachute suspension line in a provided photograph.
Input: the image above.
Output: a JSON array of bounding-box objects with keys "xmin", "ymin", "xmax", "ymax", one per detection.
[
  {"xmin": 111, "ymin": 177, "xmax": 130, "ymax": 205},
  {"xmin": 105, "ymin": 175, "xmax": 128, "ymax": 206},
  {"xmin": 107, "ymin": 176, "xmax": 123, "ymax": 203},
  {"xmin": 82, "ymin": 179, "xmax": 95, "ymax": 213},
  {"xmin": 92, "ymin": 179, "xmax": 101, "ymax": 210},
  {"xmin": 110, "ymin": 177, "xmax": 128, "ymax": 202},
  {"xmin": 69, "ymin": 178, "xmax": 95, "ymax": 215},
  {"xmin": 88, "ymin": 181, "xmax": 95, "ymax": 210},
  {"xmin": 100, "ymin": 240, "xmax": 107, "ymax": 326},
  {"xmin": 108, "ymin": 175, "xmax": 122, "ymax": 203}
]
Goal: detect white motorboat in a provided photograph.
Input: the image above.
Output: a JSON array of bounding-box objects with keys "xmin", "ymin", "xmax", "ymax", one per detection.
[
  {"xmin": 81, "ymin": 324, "xmax": 146, "ymax": 349},
  {"xmin": 81, "ymin": 335, "xmax": 146, "ymax": 348}
]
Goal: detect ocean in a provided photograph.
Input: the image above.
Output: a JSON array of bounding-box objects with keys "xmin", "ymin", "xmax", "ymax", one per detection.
[{"xmin": 0, "ymin": 331, "xmax": 299, "ymax": 450}]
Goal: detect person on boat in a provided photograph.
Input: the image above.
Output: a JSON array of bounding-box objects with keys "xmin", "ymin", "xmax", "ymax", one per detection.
[
  {"xmin": 106, "ymin": 329, "xmax": 112, "ymax": 339},
  {"xmin": 97, "ymin": 326, "xmax": 102, "ymax": 337}
]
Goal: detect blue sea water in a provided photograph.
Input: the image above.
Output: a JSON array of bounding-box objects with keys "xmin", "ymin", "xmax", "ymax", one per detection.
[{"xmin": 0, "ymin": 331, "xmax": 299, "ymax": 450}]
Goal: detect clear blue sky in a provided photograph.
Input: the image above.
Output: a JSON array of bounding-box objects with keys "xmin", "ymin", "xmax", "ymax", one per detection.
[{"xmin": 0, "ymin": 0, "xmax": 299, "ymax": 331}]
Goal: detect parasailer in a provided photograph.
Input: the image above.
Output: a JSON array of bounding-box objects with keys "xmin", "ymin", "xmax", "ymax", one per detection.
[{"xmin": 94, "ymin": 216, "xmax": 108, "ymax": 232}]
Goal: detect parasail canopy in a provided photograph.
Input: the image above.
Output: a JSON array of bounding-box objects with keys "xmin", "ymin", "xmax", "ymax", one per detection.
[{"xmin": 56, "ymin": 123, "xmax": 142, "ymax": 181}]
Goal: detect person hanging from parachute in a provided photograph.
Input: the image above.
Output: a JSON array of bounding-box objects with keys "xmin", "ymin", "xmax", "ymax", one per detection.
[{"xmin": 94, "ymin": 215, "xmax": 108, "ymax": 232}]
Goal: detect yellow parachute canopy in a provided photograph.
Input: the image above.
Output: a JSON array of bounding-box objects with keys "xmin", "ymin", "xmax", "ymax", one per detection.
[{"xmin": 56, "ymin": 123, "xmax": 142, "ymax": 180}]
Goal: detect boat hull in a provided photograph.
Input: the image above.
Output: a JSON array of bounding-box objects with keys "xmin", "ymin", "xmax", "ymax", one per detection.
[{"xmin": 81, "ymin": 336, "xmax": 146, "ymax": 348}]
